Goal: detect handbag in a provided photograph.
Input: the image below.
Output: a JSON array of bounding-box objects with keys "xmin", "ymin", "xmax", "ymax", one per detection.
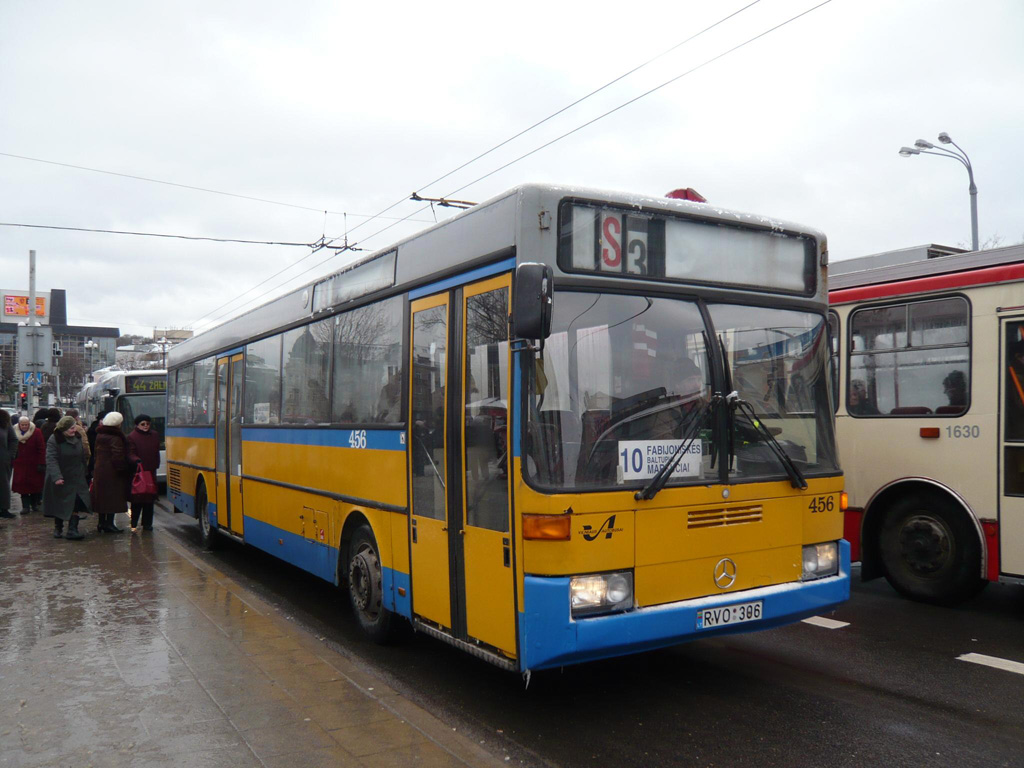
[{"xmin": 131, "ymin": 464, "xmax": 158, "ymax": 499}]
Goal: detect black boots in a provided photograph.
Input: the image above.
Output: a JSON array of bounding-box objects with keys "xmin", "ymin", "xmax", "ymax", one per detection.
[
  {"xmin": 65, "ymin": 515, "xmax": 84, "ymax": 541},
  {"xmin": 53, "ymin": 519, "xmax": 64, "ymax": 538},
  {"xmin": 98, "ymin": 514, "xmax": 124, "ymax": 534}
]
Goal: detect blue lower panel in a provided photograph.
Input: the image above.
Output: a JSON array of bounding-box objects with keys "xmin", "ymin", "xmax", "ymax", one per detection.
[
  {"xmin": 520, "ymin": 540, "xmax": 851, "ymax": 672},
  {"xmin": 168, "ymin": 488, "xmax": 197, "ymax": 518},
  {"xmin": 386, "ymin": 568, "xmax": 411, "ymax": 618},
  {"xmin": 244, "ymin": 517, "xmax": 338, "ymax": 583}
]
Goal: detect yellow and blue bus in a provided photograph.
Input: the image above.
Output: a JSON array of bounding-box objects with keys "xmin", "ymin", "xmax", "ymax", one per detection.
[{"xmin": 166, "ymin": 184, "xmax": 848, "ymax": 673}]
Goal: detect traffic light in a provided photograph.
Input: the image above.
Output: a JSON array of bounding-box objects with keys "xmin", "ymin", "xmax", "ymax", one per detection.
[
  {"xmin": 52, "ymin": 342, "xmax": 63, "ymax": 358},
  {"xmin": 19, "ymin": 392, "xmax": 26, "ymax": 409}
]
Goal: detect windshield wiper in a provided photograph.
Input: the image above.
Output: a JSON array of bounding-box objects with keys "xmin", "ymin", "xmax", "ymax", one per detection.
[
  {"xmin": 635, "ymin": 396, "xmax": 717, "ymax": 501},
  {"xmin": 728, "ymin": 393, "xmax": 808, "ymax": 490}
]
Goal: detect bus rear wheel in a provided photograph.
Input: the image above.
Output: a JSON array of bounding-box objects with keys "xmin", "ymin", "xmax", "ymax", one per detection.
[
  {"xmin": 879, "ymin": 493, "xmax": 985, "ymax": 605},
  {"xmin": 347, "ymin": 525, "xmax": 394, "ymax": 643},
  {"xmin": 196, "ymin": 484, "xmax": 219, "ymax": 550}
]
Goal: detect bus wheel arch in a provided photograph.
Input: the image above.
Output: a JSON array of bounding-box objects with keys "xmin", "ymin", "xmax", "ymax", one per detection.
[
  {"xmin": 340, "ymin": 515, "xmax": 395, "ymax": 643},
  {"xmin": 866, "ymin": 479, "xmax": 986, "ymax": 605}
]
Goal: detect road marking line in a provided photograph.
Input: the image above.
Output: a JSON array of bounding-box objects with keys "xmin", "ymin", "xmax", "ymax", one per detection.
[
  {"xmin": 801, "ymin": 616, "xmax": 849, "ymax": 629},
  {"xmin": 957, "ymin": 653, "xmax": 1024, "ymax": 676}
]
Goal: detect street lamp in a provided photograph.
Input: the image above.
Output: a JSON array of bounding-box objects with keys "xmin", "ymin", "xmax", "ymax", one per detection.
[
  {"xmin": 84, "ymin": 339, "xmax": 98, "ymax": 385},
  {"xmin": 157, "ymin": 337, "xmax": 168, "ymax": 369},
  {"xmin": 898, "ymin": 132, "xmax": 979, "ymax": 251}
]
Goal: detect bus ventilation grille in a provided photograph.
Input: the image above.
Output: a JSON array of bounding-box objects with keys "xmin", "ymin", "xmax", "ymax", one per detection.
[
  {"xmin": 688, "ymin": 506, "xmax": 763, "ymax": 529},
  {"xmin": 168, "ymin": 465, "xmax": 182, "ymax": 492}
]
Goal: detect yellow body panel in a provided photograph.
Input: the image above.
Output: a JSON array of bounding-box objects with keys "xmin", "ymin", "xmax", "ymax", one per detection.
[
  {"xmin": 636, "ymin": 546, "xmax": 802, "ymax": 605},
  {"xmin": 242, "ymin": 441, "xmax": 407, "ymax": 509},
  {"xmin": 517, "ymin": 462, "xmax": 843, "ymax": 606},
  {"xmin": 410, "ymin": 516, "xmax": 451, "ymax": 628},
  {"xmin": 165, "ymin": 435, "xmax": 215, "ymax": 470},
  {"xmin": 229, "ymin": 474, "xmax": 244, "ymax": 535},
  {"xmin": 463, "ymin": 525, "xmax": 516, "ymax": 653}
]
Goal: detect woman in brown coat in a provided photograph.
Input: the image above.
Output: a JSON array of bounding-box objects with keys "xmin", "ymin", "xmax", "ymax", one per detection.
[{"xmin": 90, "ymin": 411, "xmax": 130, "ymax": 534}]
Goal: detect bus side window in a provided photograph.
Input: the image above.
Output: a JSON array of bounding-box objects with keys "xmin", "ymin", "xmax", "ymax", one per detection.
[
  {"xmin": 848, "ymin": 298, "xmax": 969, "ymax": 417},
  {"xmin": 828, "ymin": 310, "xmax": 839, "ymax": 413}
]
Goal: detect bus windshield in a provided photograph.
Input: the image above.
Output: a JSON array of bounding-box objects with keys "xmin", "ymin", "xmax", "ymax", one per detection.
[
  {"xmin": 524, "ymin": 292, "xmax": 838, "ymax": 491},
  {"xmin": 525, "ymin": 292, "xmax": 715, "ymax": 489},
  {"xmin": 708, "ymin": 303, "xmax": 838, "ymax": 482}
]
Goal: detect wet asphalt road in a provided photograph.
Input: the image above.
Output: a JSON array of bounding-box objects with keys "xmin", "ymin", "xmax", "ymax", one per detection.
[{"xmin": 157, "ymin": 503, "xmax": 1024, "ymax": 768}]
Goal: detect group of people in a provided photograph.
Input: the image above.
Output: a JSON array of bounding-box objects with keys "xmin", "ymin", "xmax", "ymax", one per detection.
[{"xmin": 0, "ymin": 407, "xmax": 161, "ymax": 540}]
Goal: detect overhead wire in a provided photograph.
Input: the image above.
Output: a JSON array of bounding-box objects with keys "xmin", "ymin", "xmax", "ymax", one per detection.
[
  {"xmin": 440, "ymin": 0, "xmax": 836, "ymax": 201},
  {"xmin": 194, "ymin": 0, "xmax": 836, "ymax": 331},
  {"xmin": 321, "ymin": 0, "xmax": 764, "ymax": 248},
  {"xmin": 194, "ymin": 2, "xmax": 770, "ymax": 329},
  {"xmin": 408, "ymin": 0, "xmax": 764, "ymax": 199},
  {"xmin": 0, "ymin": 221, "xmax": 318, "ymax": 248}
]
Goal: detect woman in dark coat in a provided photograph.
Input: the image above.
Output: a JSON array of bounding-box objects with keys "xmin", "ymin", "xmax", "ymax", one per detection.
[
  {"xmin": 42, "ymin": 416, "xmax": 91, "ymax": 539},
  {"xmin": 91, "ymin": 411, "xmax": 130, "ymax": 534},
  {"xmin": 0, "ymin": 410, "xmax": 18, "ymax": 518},
  {"xmin": 12, "ymin": 416, "xmax": 45, "ymax": 513},
  {"xmin": 127, "ymin": 413, "xmax": 161, "ymax": 531},
  {"xmin": 40, "ymin": 407, "xmax": 62, "ymax": 444}
]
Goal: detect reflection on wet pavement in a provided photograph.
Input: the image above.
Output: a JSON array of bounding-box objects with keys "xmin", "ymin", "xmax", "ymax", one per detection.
[{"xmin": 0, "ymin": 499, "xmax": 502, "ymax": 768}]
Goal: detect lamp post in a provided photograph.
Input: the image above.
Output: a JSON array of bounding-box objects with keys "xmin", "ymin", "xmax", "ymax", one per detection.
[
  {"xmin": 899, "ymin": 132, "xmax": 979, "ymax": 251},
  {"xmin": 83, "ymin": 339, "xmax": 98, "ymax": 385},
  {"xmin": 157, "ymin": 337, "xmax": 168, "ymax": 369}
]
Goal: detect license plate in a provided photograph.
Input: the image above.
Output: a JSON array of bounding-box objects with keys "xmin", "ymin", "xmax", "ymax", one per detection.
[{"xmin": 696, "ymin": 600, "xmax": 763, "ymax": 630}]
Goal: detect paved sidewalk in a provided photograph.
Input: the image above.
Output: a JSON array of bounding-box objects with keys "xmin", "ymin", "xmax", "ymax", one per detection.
[{"xmin": 0, "ymin": 500, "xmax": 507, "ymax": 768}]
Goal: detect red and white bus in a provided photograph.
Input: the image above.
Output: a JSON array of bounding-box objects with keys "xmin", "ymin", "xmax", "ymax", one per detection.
[{"xmin": 829, "ymin": 243, "xmax": 1024, "ymax": 604}]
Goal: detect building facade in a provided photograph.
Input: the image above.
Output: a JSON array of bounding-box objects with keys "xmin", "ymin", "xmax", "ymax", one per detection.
[{"xmin": 0, "ymin": 288, "xmax": 119, "ymax": 404}]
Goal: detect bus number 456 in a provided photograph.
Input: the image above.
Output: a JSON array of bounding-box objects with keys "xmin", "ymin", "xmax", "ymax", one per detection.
[
  {"xmin": 807, "ymin": 495, "xmax": 835, "ymax": 513},
  {"xmin": 348, "ymin": 430, "xmax": 368, "ymax": 449}
]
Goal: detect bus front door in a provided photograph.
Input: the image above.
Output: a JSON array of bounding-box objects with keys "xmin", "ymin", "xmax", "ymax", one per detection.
[
  {"xmin": 460, "ymin": 276, "xmax": 515, "ymax": 658},
  {"xmin": 215, "ymin": 354, "xmax": 245, "ymax": 537},
  {"xmin": 1001, "ymin": 319, "xmax": 1024, "ymax": 576},
  {"xmin": 408, "ymin": 276, "xmax": 517, "ymax": 660}
]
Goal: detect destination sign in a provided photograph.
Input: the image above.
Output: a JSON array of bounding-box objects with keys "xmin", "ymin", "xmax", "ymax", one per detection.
[
  {"xmin": 560, "ymin": 203, "xmax": 815, "ymax": 295},
  {"xmin": 125, "ymin": 376, "xmax": 167, "ymax": 394}
]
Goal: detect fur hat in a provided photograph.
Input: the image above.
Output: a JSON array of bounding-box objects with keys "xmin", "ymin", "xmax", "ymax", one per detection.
[
  {"xmin": 134, "ymin": 413, "xmax": 153, "ymax": 425},
  {"xmin": 102, "ymin": 412, "xmax": 124, "ymax": 427},
  {"xmin": 55, "ymin": 415, "xmax": 77, "ymax": 432}
]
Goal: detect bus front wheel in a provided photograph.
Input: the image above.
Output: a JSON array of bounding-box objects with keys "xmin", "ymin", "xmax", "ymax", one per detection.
[
  {"xmin": 879, "ymin": 493, "xmax": 985, "ymax": 605},
  {"xmin": 347, "ymin": 525, "xmax": 394, "ymax": 643},
  {"xmin": 196, "ymin": 484, "xmax": 219, "ymax": 551}
]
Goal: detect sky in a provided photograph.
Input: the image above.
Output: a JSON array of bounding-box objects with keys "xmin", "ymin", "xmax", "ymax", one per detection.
[{"xmin": 1, "ymin": 0, "xmax": 1022, "ymax": 338}]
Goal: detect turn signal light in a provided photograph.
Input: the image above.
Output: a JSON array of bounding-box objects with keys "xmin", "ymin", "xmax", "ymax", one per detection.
[
  {"xmin": 840, "ymin": 491, "xmax": 849, "ymax": 511},
  {"xmin": 523, "ymin": 514, "xmax": 571, "ymax": 540}
]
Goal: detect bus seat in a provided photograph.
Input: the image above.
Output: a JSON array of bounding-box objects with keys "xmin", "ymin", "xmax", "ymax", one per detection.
[
  {"xmin": 935, "ymin": 405, "xmax": 967, "ymax": 415},
  {"xmin": 889, "ymin": 406, "xmax": 933, "ymax": 415}
]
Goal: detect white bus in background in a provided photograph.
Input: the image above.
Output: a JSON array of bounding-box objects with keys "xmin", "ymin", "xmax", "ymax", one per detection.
[
  {"xmin": 829, "ymin": 243, "xmax": 1024, "ymax": 604},
  {"xmin": 76, "ymin": 369, "xmax": 168, "ymax": 482}
]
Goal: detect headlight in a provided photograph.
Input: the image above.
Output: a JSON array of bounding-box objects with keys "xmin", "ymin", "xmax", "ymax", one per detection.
[
  {"xmin": 570, "ymin": 571, "xmax": 634, "ymax": 617},
  {"xmin": 801, "ymin": 542, "xmax": 839, "ymax": 580}
]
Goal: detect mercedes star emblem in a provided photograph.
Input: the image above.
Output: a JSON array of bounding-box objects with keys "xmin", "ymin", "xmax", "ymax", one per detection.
[{"xmin": 714, "ymin": 557, "xmax": 737, "ymax": 589}]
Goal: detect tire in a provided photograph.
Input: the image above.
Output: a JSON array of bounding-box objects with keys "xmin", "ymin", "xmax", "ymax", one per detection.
[
  {"xmin": 347, "ymin": 525, "xmax": 395, "ymax": 643},
  {"xmin": 879, "ymin": 492, "xmax": 985, "ymax": 605},
  {"xmin": 196, "ymin": 483, "xmax": 219, "ymax": 550}
]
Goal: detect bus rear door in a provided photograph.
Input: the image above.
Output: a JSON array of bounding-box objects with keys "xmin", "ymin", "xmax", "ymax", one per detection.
[
  {"xmin": 1001, "ymin": 318, "xmax": 1024, "ymax": 576},
  {"xmin": 215, "ymin": 353, "xmax": 245, "ymax": 536}
]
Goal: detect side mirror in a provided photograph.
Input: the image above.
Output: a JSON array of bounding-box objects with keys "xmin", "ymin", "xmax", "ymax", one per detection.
[{"xmin": 512, "ymin": 262, "xmax": 553, "ymax": 342}]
